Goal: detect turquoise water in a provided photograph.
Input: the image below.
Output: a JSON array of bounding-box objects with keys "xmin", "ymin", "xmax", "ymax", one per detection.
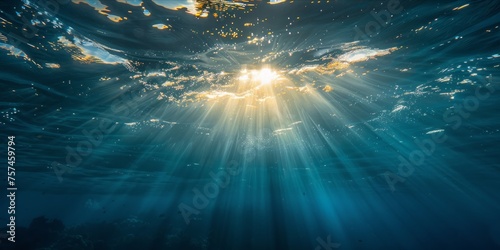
[{"xmin": 1, "ymin": 0, "xmax": 500, "ymax": 249}]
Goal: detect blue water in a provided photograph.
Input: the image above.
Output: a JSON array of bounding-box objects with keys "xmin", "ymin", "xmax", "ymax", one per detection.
[{"xmin": 1, "ymin": 0, "xmax": 500, "ymax": 249}]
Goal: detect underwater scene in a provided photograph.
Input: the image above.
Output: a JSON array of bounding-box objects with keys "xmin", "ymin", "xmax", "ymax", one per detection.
[{"xmin": 1, "ymin": 0, "xmax": 500, "ymax": 249}]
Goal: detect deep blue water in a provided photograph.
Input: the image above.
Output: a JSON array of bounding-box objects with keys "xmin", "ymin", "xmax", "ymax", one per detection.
[{"xmin": 1, "ymin": 0, "xmax": 500, "ymax": 249}]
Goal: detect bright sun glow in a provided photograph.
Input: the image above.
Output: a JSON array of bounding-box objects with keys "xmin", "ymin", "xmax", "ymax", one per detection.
[{"xmin": 239, "ymin": 68, "xmax": 279, "ymax": 86}]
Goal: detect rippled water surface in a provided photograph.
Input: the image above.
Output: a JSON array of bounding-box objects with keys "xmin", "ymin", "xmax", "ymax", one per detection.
[{"xmin": 1, "ymin": 0, "xmax": 500, "ymax": 249}]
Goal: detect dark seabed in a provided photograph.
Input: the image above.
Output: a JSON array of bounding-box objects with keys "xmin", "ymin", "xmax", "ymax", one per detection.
[{"xmin": 1, "ymin": 0, "xmax": 500, "ymax": 249}]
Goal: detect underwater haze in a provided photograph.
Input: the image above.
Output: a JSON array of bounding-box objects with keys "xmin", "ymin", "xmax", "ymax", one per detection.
[{"xmin": 1, "ymin": 0, "xmax": 500, "ymax": 249}]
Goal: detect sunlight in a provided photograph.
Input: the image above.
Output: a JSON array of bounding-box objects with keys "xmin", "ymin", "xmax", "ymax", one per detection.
[{"xmin": 239, "ymin": 68, "xmax": 279, "ymax": 86}]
